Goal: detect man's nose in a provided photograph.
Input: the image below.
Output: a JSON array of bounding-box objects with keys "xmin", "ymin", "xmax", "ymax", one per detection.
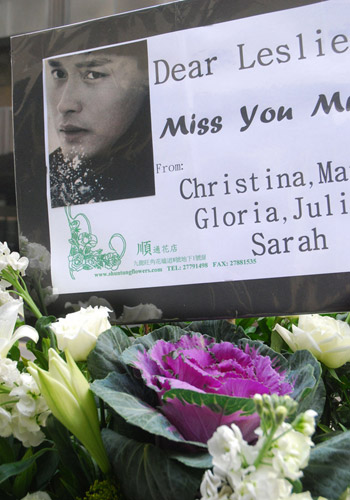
[{"xmin": 57, "ymin": 77, "xmax": 83, "ymax": 114}]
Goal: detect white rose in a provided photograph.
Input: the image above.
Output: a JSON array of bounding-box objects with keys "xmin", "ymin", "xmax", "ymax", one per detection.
[
  {"xmin": 20, "ymin": 492, "xmax": 52, "ymax": 500},
  {"xmin": 51, "ymin": 306, "xmax": 111, "ymax": 361},
  {"xmin": 274, "ymin": 314, "xmax": 350, "ymax": 368}
]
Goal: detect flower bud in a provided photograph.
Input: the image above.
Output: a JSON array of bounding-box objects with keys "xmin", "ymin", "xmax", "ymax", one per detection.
[
  {"xmin": 293, "ymin": 409, "xmax": 317, "ymax": 436},
  {"xmin": 28, "ymin": 349, "xmax": 110, "ymax": 473},
  {"xmin": 275, "ymin": 406, "xmax": 288, "ymax": 426},
  {"xmin": 253, "ymin": 394, "xmax": 263, "ymax": 415}
]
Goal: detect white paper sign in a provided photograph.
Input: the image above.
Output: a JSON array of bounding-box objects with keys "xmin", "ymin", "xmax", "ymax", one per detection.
[{"xmin": 44, "ymin": 1, "xmax": 350, "ymax": 294}]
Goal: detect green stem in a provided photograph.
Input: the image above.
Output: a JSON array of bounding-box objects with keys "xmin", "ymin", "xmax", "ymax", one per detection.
[
  {"xmin": 253, "ymin": 424, "xmax": 278, "ymax": 469},
  {"xmin": 0, "ymin": 399, "xmax": 19, "ymax": 407},
  {"xmin": 99, "ymin": 398, "xmax": 106, "ymax": 429},
  {"xmin": 2, "ymin": 267, "xmax": 42, "ymax": 319},
  {"xmin": 0, "ymin": 386, "xmax": 12, "ymax": 394},
  {"xmin": 32, "ymin": 274, "xmax": 49, "ymax": 316},
  {"xmin": 346, "ymin": 312, "xmax": 350, "ymax": 325},
  {"xmin": 47, "ymin": 326, "xmax": 57, "ymax": 350}
]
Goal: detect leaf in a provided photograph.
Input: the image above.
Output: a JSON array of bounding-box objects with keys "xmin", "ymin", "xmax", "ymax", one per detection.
[
  {"xmin": 287, "ymin": 350, "xmax": 325, "ymax": 418},
  {"xmin": 8, "ymin": 342, "xmax": 20, "ymax": 361},
  {"xmin": 302, "ymin": 431, "xmax": 350, "ymax": 500},
  {"xmin": 92, "ymin": 370, "xmax": 156, "ymax": 405},
  {"xmin": 102, "ymin": 429, "xmax": 203, "ymax": 500},
  {"xmin": 87, "ymin": 327, "xmax": 134, "ymax": 379},
  {"xmin": 133, "ymin": 325, "xmax": 187, "ymax": 349},
  {"xmin": 270, "ymin": 330, "xmax": 286, "ymax": 353},
  {"xmin": 169, "ymin": 451, "xmax": 212, "ymax": 469},
  {"xmin": 44, "ymin": 415, "xmax": 91, "ymax": 496},
  {"xmin": 35, "ymin": 315, "xmax": 57, "ymax": 348},
  {"xmin": 120, "ymin": 343, "xmax": 147, "ymax": 368},
  {"xmin": 34, "ymin": 449, "xmax": 60, "ymax": 491},
  {"xmin": 183, "ymin": 320, "xmax": 248, "ymax": 343},
  {"xmin": 91, "ymin": 373, "xmax": 205, "ymax": 448},
  {"xmin": 26, "ymin": 338, "xmax": 50, "ymax": 370},
  {"xmin": 256, "ymin": 317, "xmax": 276, "ymax": 336},
  {"xmin": 163, "ymin": 389, "xmax": 255, "ymax": 416},
  {"xmin": 35, "ymin": 315, "xmax": 56, "ymax": 334},
  {"xmin": 0, "ymin": 438, "xmax": 15, "ymax": 464},
  {"xmin": 328, "ymin": 367, "xmax": 343, "ymax": 383},
  {"xmin": 0, "ymin": 447, "xmax": 53, "ymax": 484},
  {"xmin": 13, "ymin": 448, "xmax": 36, "ymax": 499}
]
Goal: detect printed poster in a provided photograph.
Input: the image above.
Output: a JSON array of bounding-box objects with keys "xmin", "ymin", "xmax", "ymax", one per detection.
[{"xmin": 43, "ymin": 1, "xmax": 350, "ymax": 294}]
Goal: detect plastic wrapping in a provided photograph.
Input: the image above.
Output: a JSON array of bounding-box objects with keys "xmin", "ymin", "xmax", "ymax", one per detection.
[{"xmin": 12, "ymin": 0, "xmax": 350, "ymax": 323}]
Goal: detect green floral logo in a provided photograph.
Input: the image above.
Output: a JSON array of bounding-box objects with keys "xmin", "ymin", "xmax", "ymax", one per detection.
[{"xmin": 65, "ymin": 207, "xmax": 126, "ymax": 279}]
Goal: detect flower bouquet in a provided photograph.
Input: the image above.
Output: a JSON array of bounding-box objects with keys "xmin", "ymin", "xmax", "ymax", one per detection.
[{"xmin": 1, "ymin": 241, "xmax": 350, "ymax": 500}]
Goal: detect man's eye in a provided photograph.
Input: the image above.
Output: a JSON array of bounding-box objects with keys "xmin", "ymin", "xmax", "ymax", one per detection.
[
  {"xmin": 84, "ymin": 71, "xmax": 107, "ymax": 80},
  {"xmin": 51, "ymin": 69, "xmax": 66, "ymax": 79}
]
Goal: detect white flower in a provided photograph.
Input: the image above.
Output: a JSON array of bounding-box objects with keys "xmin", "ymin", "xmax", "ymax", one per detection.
[
  {"xmin": 11, "ymin": 411, "xmax": 46, "ymax": 447},
  {"xmin": 293, "ymin": 409, "xmax": 317, "ymax": 437},
  {"xmin": 289, "ymin": 493, "xmax": 314, "ymax": 499},
  {"xmin": 0, "ymin": 279, "xmax": 11, "ymax": 290},
  {"xmin": 0, "ymin": 289, "xmax": 20, "ymax": 306},
  {"xmin": 41, "ymin": 286, "xmax": 58, "ymax": 306},
  {"xmin": 116, "ymin": 303, "xmax": 162, "ymax": 323},
  {"xmin": 65, "ymin": 296, "xmax": 116, "ymax": 321},
  {"xmin": 290, "ymin": 494, "xmax": 328, "ymax": 500},
  {"xmin": 340, "ymin": 487, "xmax": 350, "ymax": 500},
  {"xmin": 0, "ymin": 242, "xmax": 10, "ymax": 257},
  {"xmin": 0, "ymin": 358, "xmax": 50, "ymax": 446},
  {"xmin": 0, "ymin": 242, "xmax": 29, "ymax": 275},
  {"xmin": 6, "ymin": 253, "xmax": 29, "ymax": 273},
  {"xmin": 0, "ymin": 357, "xmax": 21, "ymax": 386},
  {"xmin": 269, "ymin": 423, "xmax": 313, "ymax": 481},
  {"xmin": 234, "ymin": 465, "xmax": 292, "ymax": 500},
  {"xmin": 274, "ymin": 314, "xmax": 350, "ymax": 368},
  {"xmin": 201, "ymin": 410, "xmax": 318, "ymax": 500},
  {"xmin": 200, "ymin": 469, "xmax": 231, "ymax": 500},
  {"xmin": 0, "ymin": 406, "xmax": 12, "ymax": 437},
  {"xmin": 20, "ymin": 492, "xmax": 52, "ymax": 500},
  {"xmin": 208, "ymin": 424, "xmax": 245, "ymax": 477},
  {"xmin": 22, "ymin": 241, "xmax": 50, "ymax": 276},
  {"xmin": 51, "ymin": 306, "xmax": 111, "ymax": 361},
  {"xmin": 0, "ymin": 300, "xmax": 39, "ymax": 358}
]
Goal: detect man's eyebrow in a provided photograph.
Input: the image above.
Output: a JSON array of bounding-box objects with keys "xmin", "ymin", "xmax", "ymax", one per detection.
[
  {"xmin": 75, "ymin": 58, "xmax": 112, "ymax": 68},
  {"xmin": 48, "ymin": 60, "xmax": 62, "ymax": 68}
]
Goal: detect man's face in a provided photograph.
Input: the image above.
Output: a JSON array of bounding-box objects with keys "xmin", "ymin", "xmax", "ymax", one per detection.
[{"xmin": 46, "ymin": 50, "xmax": 147, "ymax": 160}]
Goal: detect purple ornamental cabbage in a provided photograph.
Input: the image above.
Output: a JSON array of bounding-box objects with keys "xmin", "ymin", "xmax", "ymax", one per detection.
[{"xmin": 133, "ymin": 334, "xmax": 294, "ymax": 443}]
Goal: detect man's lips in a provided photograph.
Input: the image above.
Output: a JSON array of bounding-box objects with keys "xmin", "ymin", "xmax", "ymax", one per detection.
[
  {"xmin": 59, "ymin": 124, "xmax": 89, "ymax": 133},
  {"xmin": 59, "ymin": 125, "xmax": 89, "ymax": 143}
]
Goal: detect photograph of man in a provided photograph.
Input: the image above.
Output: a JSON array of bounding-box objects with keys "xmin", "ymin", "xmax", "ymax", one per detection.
[{"xmin": 44, "ymin": 40, "xmax": 155, "ymax": 208}]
